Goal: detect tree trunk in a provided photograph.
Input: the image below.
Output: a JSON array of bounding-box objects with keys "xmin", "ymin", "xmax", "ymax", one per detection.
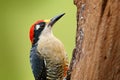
[{"xmin": 67, "ymin": 0, "xmax": 120, "ymax": 80}]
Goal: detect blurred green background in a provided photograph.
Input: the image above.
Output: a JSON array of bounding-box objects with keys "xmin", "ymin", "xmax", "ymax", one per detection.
[{"xmin": 0, "ymin": 0, "xmax": 76, "ymax": 80}]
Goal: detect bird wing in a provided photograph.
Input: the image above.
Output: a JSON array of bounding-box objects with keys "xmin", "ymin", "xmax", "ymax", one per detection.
[{"xmin": 30, "ymin": 45, "xmax": 46, "ymax": 80}]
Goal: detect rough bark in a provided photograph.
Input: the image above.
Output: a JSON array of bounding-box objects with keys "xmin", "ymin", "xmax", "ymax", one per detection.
[{"xmin": 67, "ymin": 0, "xmax": 120, "ymax": 80}]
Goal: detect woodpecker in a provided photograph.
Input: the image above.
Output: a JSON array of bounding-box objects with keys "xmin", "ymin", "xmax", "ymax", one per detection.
[{"xmin": 29, "ymin": 13, "xmax": 69, "ymax": 80}]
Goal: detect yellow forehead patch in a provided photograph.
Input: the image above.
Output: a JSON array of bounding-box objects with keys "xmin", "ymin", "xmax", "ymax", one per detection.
[{"xmin": 44, "ymin": 19, "xmax": 50, "ymax": 23}]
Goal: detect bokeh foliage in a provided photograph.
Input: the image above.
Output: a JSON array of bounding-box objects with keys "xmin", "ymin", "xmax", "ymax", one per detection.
[{"xmin": 0, "ymin": 0, "xmax": 76, "ymax": 80}]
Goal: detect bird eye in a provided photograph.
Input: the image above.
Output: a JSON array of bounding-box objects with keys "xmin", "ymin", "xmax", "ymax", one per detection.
[
  {"xmin": 39, "ymin": 22, "xmax": 45, "ymax": 27},
  {"xmin": 35, "ymin": 22, "xmax": 45, "ymax": 30}
]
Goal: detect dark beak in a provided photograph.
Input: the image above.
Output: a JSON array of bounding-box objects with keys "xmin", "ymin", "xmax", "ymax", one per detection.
[{"xmin": 48, "ymin": 13, "xmax": 65, "ymax": 27}]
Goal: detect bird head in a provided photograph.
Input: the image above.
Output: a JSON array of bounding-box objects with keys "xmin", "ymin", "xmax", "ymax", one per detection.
[{"xmin": 29, "ymin": 13, "xmax": 65, "ymax": 44}]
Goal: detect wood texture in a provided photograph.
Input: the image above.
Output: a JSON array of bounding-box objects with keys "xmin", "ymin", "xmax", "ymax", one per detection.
[{"xmin": 68, "ymin": 0, "xmax": 120, "ymax": 80}]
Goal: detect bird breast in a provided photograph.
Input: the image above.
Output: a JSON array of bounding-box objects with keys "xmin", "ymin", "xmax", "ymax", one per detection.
[{"xmin": 37, "ymin": 33, "xmax": 66, "ymax": 61}]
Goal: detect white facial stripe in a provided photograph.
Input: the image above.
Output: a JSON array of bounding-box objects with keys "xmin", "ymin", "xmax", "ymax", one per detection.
[{"xmin": 36, "ymin": 25, "xmax": 40, "ymax": 30}]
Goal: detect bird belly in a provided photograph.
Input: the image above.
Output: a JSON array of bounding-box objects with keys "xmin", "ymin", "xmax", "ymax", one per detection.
[{"xmin": 38, "ymin": 47, "xmax": 65, "ymax": 80}]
